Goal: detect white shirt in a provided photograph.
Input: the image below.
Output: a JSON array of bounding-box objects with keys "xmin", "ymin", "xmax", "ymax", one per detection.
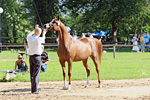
[
  {"xmin": 27, "ymin": 35, "xmax": 45, "ymax": 55},
  {"xmin": 66, "ymin": 26, "xmax": 71, "ymax": 32}
]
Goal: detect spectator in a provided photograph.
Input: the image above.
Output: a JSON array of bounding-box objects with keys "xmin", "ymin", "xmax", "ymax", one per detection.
[
  {"xmin": 56, "ymin": 37, "xmax": 59, "ymax": 46},
  {"xmin": 140, "ymin": 33, "xmax": 145, "ymax": 52},
  {"xmin": 14, "ymin": 55, "xmax": 28, "ymax": 74},
  {"xmin": 89, "ymin": 33, "xmax": 93, "ymax": 38},
  {"xmin": 35, "ymin": 24, "xmax": 39, "ymax": 28},
  {"xmin": 81, "ymin": 33, "xmax": 86, "ymax": 38},
  {"xmin": 66, "ymin": 26, "xmax": 71, "ymax": 33},
  {"xmin": 72, "ymin": 33, "xmax": 78, "ymax": 40},
  {"xmin": 144, "ymin": 32, "xmax": 150, "ymax": 52},
  {"xmin": 132, "ymin": 34, "xmax": 139, "ymax": 52},
  {"xmin": 41, "ymin": 45, "xmax": 49, "ymax": 72}
]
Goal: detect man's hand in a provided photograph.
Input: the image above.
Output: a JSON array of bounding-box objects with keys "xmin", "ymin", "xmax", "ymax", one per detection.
[{"xmin": 35, "ymin": 24, "xmax": 39, "ymax": 28}]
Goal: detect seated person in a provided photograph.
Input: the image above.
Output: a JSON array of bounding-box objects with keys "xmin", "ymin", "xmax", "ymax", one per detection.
[
  {"xmin": 14, "ymin": 55, "xmax": 28, "ymax": 74},
  {"xmin": 41, "ymin": 46, "xmax": 49, "ymax": 72}
]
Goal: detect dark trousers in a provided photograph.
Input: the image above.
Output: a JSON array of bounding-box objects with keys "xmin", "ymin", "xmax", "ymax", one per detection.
[{"xmin": 29, "ymin": 55, "xmax": 41, "ymax": 93}]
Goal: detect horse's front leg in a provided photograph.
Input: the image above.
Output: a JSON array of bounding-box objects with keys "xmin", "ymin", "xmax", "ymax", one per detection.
[
  {"xmin": 59, "ymin": 60, "xmax": 67, "ymax": 90},
  {"xmin": 68, "ymin": 60, "xmax": 72, "ymax": 90}
]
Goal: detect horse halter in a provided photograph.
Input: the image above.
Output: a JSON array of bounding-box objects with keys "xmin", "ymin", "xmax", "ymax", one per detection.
[
  {"xmin": 51, "ymin": 20, "xmax": 60, "ymax": 26},
  {"xmin": 43, "ymin": 19, "xmax": 60, "ymax": 30}
]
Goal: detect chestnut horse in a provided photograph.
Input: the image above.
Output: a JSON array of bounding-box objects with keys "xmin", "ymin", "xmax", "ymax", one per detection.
[{"xmin": 44, "ymin": 16, "xmax": 102, "ymax": 89}]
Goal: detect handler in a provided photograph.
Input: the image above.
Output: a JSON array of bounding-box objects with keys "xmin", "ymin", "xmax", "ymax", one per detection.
[{"xmin": 27, "ymin": 25, "xmax": 47, "ymax": 94}]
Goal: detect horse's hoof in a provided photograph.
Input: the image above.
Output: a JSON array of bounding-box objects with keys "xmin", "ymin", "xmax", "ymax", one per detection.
[
  {"xmin": 63, "ymin": 86, "xmax": 67, "ymax": 90},
  {"xmin": 98, "ymin": 84, "xmax": 102, "ymax": 88},
  {"xmin": 85, "ymin": 84, "xmax": 89, "ymax": 88},
  {"xmin": 67, "ymin": 85, "xmax": 71, "ymax": 90}
]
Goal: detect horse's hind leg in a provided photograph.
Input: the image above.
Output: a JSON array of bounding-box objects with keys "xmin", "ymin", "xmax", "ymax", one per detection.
[
  {"xmin": 59, "ymin": 60, "xmax": 67, "ymax": 90},
  {"xmin": 90, "ymin": 56, "xmax": 102, "ymax": 88},
  {"xmin": 82, "ymin": 59, "xmax": 90, "ymax": 87}
]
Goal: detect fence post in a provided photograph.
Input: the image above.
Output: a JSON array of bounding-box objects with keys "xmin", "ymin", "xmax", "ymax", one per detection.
[{"xmin": 113, "ymin": 44, "xmax": 116, "ymax": 58}]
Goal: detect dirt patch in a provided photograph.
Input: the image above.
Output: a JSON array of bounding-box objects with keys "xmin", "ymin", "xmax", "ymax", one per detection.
[
  {"xmin": 0, "ymin": 78, "xmax": 150, "ymax": 100},
  {"xmin": 0, "ymin": 59, "xmax": 18, "ymax": 61}
]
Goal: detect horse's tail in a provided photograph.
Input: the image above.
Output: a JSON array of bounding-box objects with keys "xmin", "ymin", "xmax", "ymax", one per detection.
[{"xmin": 93, "ymin": 38, "xmax": 103, "ymax": 66}]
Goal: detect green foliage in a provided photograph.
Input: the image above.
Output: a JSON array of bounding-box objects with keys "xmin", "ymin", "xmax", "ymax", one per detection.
[
  {"xmin": 0, "ymin": 0, "xmax": 33, "ymax": 43},
  {"xmin": 61, "ymin": 0, "xmax": 150, "ymax": 36},
  {"xmin": 1, "ymin": 0, "xmax": 150, "ymax": 43}
]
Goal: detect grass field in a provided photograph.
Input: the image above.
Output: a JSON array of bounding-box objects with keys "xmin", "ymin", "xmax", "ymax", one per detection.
[{"xmin": 0, "ymin": 50, "xmax": 150, "ymax": 82}]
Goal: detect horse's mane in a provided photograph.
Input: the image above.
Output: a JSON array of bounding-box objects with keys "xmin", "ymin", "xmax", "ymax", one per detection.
[{"xmin": 57, "ymin": 20, "xmax": 73, "ymax": 49}]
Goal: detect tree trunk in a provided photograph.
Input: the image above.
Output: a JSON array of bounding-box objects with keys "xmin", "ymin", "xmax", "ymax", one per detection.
[
  {"xmin": 112, "ymin": 20, "xmax": 118, "ymax": 44},
  {"xmin": 141, "ymin": 16, "xmax": 144, "ymax": 33},
  {"xmin": 135, "ymin": 26, "xmax": 137, "ymax": 34},
  {"xmin": 141, "ymin": 7, "xmax": 146, "ymax": 34}
]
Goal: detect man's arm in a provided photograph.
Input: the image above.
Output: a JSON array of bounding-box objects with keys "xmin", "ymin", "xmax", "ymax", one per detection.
[
  {"xmin": 27, "ymin": 25, "xmax": 39, "ymax": 36},
  {"xmin": 27, "ymin": 30, "xmax": 35, "ymax": 36},
  {"xmin": 24, "ymin": 62, "xmax": 28, "ymax": 72},
  {"xmin": 42, "ymin": 61, "xmax": 48, "ymax": 66},
  {"xmin": 42, "ymin": 29, "xmax": 47, "ymax": 39},
  {"xmin": 14, "ymin": 61, "xmax": 17, "ymax": 71},
  {"xmin": 138, "ymin": 34, "xmax": 140, "ymax": 40}
]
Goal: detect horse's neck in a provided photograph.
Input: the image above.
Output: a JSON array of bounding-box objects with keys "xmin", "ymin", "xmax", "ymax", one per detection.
[{"xmin": 58, "ymin": 24, "xmax": 71, "ymax": 47}]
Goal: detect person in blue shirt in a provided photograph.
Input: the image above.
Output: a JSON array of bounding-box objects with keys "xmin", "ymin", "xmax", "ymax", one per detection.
[
  {"xmin": 144, "ymin": 32, "xmax": 150, "ymax": 52},
  {"xmin": 14, "ymin": 55, "xmax": 28, "ymax": 74},
  {"xmin": 72, "ymin": 33, "xmax": 78, "ymax": 40}
]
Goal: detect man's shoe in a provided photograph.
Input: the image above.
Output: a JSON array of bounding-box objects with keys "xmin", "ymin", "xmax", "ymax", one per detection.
[{"xmin": 32, "ymin": 91, "xmax": 41, "ymax": 94}]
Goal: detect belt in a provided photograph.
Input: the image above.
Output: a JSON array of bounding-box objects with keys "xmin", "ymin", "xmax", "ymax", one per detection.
[{"xmin": 30, "ymin": 54, "xmax": 40, "ymax": 56}]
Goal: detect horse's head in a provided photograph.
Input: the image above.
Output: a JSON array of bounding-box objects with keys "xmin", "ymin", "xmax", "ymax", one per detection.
[{"xmin": 43, "ymin": 16, "xmax": 61, "ymax": 32}]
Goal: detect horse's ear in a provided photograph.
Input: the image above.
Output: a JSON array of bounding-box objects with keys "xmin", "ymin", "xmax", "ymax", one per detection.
[{"xmin": 58, "ymin": 15, "xmax": 60, "ymax": 20}]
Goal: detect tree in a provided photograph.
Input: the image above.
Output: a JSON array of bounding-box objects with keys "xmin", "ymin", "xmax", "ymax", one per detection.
[
  {"xmin": 0, "ymin": 0, "xmax": 33, "ymax": 43},
  {"xmin": 61, "ymin": 0, "xmax": 149, "ymax": 42}
]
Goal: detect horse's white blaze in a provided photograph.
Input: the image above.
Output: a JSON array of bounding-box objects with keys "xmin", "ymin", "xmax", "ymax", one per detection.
[{"xmin": 57, "ymin": 21, "xmax": 60, "ymax": 26}]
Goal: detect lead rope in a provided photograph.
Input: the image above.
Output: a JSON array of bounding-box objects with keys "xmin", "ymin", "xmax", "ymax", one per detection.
[{"xmin": 32, "ymin": 0, "xmax": 43, "ymax": 26}]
